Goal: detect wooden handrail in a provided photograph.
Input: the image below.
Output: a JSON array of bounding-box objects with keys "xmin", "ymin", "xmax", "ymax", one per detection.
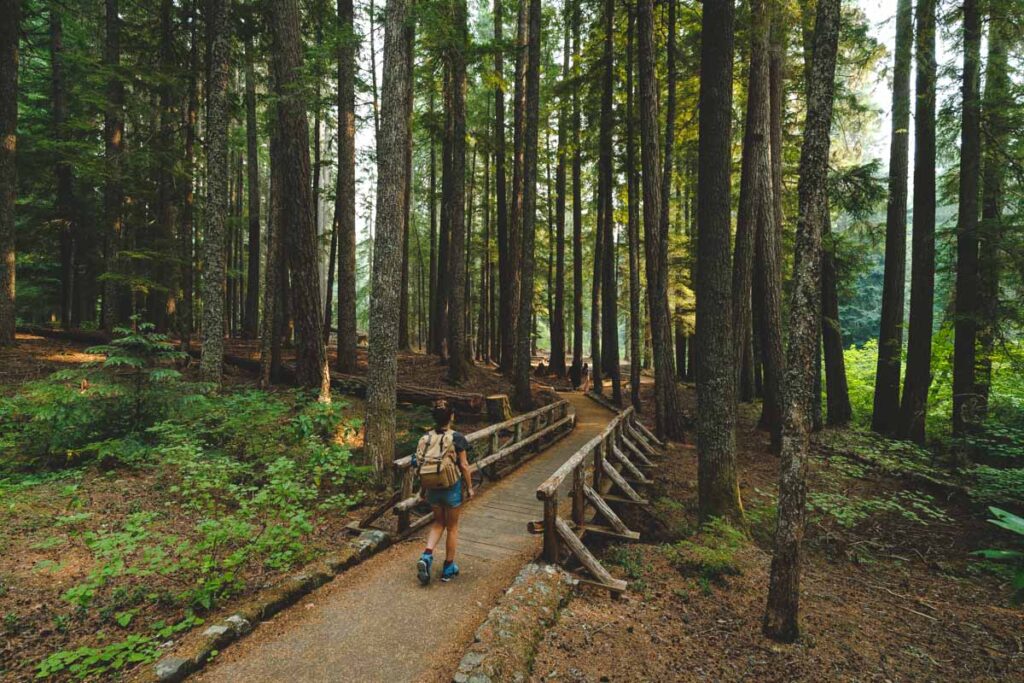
[{"xmin": 536, "ymin": 406, "xmax": 633, "ymax": 500}]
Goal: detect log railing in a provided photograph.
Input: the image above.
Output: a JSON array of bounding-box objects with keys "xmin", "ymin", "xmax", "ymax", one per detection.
[
  {"xmin": 534, "ymin": 403, "xmax": 662, "ymax": 594},
  {"xmin": 351, "ymin": 399, "xmax": 575, "ymax": 536}
]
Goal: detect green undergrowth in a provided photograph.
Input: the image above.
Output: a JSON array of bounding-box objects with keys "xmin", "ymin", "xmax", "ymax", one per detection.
[
  {"xmin": 663, "ymin": 517, "xmax": 746, "ymax": 585},
  {"xmin": 0, "ymin": 324, "xmax": 393, "ymax": 680}
]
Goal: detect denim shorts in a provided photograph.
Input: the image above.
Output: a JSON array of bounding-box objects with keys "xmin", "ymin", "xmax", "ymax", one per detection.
[{"xmin": 425, "ymin": 479, "xmax": 463, "ymax": 509}]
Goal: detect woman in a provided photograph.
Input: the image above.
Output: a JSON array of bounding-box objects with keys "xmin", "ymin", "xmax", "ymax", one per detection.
[{"xmin": 415, "ymin": 401, "xmax": 475, "ymax": 585}]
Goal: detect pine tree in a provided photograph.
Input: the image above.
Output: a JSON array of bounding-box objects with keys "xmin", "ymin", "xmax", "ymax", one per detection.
[
  {"xmin": 447, "ymin": 0, "xmax": 470, "ymax": 383},
  {"xmin": 598, "ymin": 0, "xmax": 621, "ymax": 404},
  {"xmin": 0, "ymin": 0, "xmax": 17, "ymax": 346}
]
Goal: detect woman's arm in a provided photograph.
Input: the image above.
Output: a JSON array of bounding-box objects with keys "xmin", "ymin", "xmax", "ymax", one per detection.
[{"xmin": 457, "ymin": 450, "xmax": 475, "ymax": 499}]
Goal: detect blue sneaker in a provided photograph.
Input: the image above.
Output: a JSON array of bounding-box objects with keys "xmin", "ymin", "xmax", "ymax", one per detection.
[
  {"xmin": 441, "ymin": 561, "xmax": 460, "ymax": 582},
  {"xmin": 417, "ymin": 553, "xmax": 433, "ymax": 585}
]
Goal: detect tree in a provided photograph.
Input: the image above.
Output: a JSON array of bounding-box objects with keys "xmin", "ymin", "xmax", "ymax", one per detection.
[
  {"xmin": 976, "ymin": 3, "xmax": 1010, "ymax": 418},
  {"xmin": 179, "ymin": 0, "xmax": 199, "ymax": 351},
  {"xmin": 0, "ymin": 0, "xmax": 16, "ymax": 346},
  {"xmin": 897, "ymin": 0, "xmax": 936, "ymax": 445},
  {"xmin": 336, "ymin": 0, "xmax": 358, "ymax": 373},
  {"xmin": 641, "ymin": 0, "xmax": 684, "ymax": 439},
  {"xmin": 365, "ymin": 0, "xmax": 412, "ymax": 476},
  {"xmin": 871, "ymin": 0, "xmax": 912, "ymax": 435},
  {"xmin": 242, "ymin": 31, "xmax": 262, "ymax": 340},
  {"xmin": 732, "ymin": 0, "xmax": 772, "ymax": 406},
  {"xmin": 513, "ymin": 0, "xmax": 541, "ymax": 411},
  {"xmin": 268, "ymin": 0, "xmax": 331, "ymax": 401},
  {"xmin": 952, "ymin": 0, "xmax": 982, "ymax": 436},
  {"xmin": 625, "ymin": 5, "xmax": 641, "ymax": 410},
  {"xmin": 50, "ymin": 2, "xmax": 75, "ymax": 331},
  {"xmin": 821, "ymin": 210, "xmax": 852, "ymax": 425},
  {"xmin": 598, "ymin": 0, "xmax": 621, "ymax": 405},
  {"xmin": 200, "ymin": 0, "xmax": 230, "ymax": 383},
  {"xmin": 569, "ymin": 0, "xmax": 584, "ymax": 390},
  {"xmin": 446, "ymin": 0, "xmax": 470, "ymax": 383},
  {"xmin": 549, "ymin": 2, "xmax": 570, "ymax": 378},
  {"xmin": 503, "ymin": 0, "xmax": 528, "ymax": 374},
  {"xmin": 101, "ymin": 0, "xmax": 126, "ymax": 332},
  {"xmin": 763, "ymin": 0, "xmax": 840, "ymax": 642},
  {"xmin": 695, "ymin": 0, "xmax": 741, "ymax": 520},
  {"xmin": 493, "ymin": 0, "xmax": 509, "ymax": 368}
]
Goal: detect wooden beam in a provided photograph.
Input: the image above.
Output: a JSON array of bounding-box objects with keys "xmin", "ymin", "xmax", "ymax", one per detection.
[
  {"xmin": 583, "ymin": 524, "xmax": 641, "ymax": 542},
  {"xmin": 601, "ymin": 458, "xmax": 644, "ymax": 502},
  {"xmin": 630, "ymin": 416, "xmax": 665, "ymax": 449},
  {"xmin": 602, "ymin": 493, "xmax": 650, "ymax": 506},
  {"xmin": 622, "ymin": 434, "xmax": 655, "ymax": 468},
  {"xmin": 610, "ymin": 445, "xmax": 651, "ymax": 484},
  {"xmin": 584, "ymin": 484, "xmax": 633, "ymax": 535},
  {"xmin": 554, "ymin": 517, "xmax": 627, "ymax": 592}
]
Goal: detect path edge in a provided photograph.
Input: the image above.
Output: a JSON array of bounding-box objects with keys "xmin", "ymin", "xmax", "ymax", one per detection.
[
  {"xmin": 133, "ymin": 529, "xmax": 392, "ymax": 683},
  {"xmin": 452, "ymin": 562, "xmax": 576, "ymax": 683}
]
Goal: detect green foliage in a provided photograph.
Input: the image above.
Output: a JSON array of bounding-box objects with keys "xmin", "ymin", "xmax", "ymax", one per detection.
[
  {"xmin": 972, "ymin": 507, "xmax": 1024, "ymax": 602},
  {"xmin": 663, "ymin": 518, "xmax": 746, "ymax": 583},
  {"xmin": 808, "ymin": 490, "xmax": 950, "ymax": 529},
  {"xmin": 968, "ymin": 466, "xmax": 1024, "ymax": 505}
]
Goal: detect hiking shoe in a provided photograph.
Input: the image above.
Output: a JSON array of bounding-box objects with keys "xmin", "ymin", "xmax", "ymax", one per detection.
[
  {"xmin": 441, "ymin": 562, "xmax": 460, "ymax": 582},
  {"xmin": 417, "ymin": 553, "xmax": 433, "ymax": 586}
]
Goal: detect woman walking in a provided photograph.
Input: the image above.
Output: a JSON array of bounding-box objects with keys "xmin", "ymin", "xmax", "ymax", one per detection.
[{"xmin": 415, "ymin": 401, "xmax": 475, "ymax": 584}]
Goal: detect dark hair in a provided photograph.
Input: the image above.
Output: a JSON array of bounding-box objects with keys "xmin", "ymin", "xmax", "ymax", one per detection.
[{"xmin": 431, "ymin": 400, "xmax": 454, "ymax": 427}]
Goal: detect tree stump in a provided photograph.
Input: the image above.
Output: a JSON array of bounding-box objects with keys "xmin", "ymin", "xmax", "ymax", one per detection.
[{"xmin": 487, "ymin": 394, "xmax": 513, "ymax": 423}]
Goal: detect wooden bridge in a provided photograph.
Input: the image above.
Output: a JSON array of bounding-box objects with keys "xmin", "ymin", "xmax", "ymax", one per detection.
[{"xmin": 195, "ymin": 391, "xmax": 661, "ymax": 683}]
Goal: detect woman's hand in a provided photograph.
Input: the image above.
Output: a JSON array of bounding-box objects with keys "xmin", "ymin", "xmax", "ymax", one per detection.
[{"xmin": 466, "ymin": 486, "xmax": 475, "ymax": 500}]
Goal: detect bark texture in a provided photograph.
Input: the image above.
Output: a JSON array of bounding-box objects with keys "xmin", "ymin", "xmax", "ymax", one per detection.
[
  {"xmin": 598, "ymin": 0, "xmax": 621, "ymax": 404},
  {"xmin": 625, "ymin": 8, "xmax": 641, "ymax": 410},
  {"xmin": 763, "ymin": 0, "xmax": 840, "ymax": 643},
  {"xmin": 101, "ymin": 0, "xmax": 126, "ymax": 332},
  {"xmin": 365, "ymin": 0, "xmax": 412, "ymax": 476},
  {"xmin": 336, "ymin": 0, "xmax": 358, "ymax": 373},
  {"xmin": 446, "ymin": 0, "xmax": 469, "ymax": 384},
  {"xmin": 871, "ymin": 0, "xmax": 912, "ymax": 435},
  {"xmin": 243, "ymin": 33, "xmax": 262, "ymax": 339},
  {"xmin": 269, "ymin": 0, "xmax": 330, "ymax": 400},
  {"xmin": 0, "ymin": 0, "xmax": 17, "ymax": 345},
  {"xmin": 695, "ymin": 0, "xmax": 741, "ymax": 520},
  {"xmin": 200, "ymin": 0, "xmax": 230, "ymax": 383},
  {"xmin": 896, "ymin": 0, "xmax": 936, "ymax": 445}
]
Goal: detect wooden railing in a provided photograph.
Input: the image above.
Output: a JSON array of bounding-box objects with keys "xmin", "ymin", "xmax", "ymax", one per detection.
[
  {"xmin": 535, "ymin": 402, "xmax": 663, "ymax": 594},
  {"xmin": 350, "ymin": 399, "xmax": 575, "ymax": 536}
]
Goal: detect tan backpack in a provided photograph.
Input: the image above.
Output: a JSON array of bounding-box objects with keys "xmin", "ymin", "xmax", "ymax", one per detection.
[{"xmin": 416, "ymin": 429, "xmax": 460, "ymax": 489}]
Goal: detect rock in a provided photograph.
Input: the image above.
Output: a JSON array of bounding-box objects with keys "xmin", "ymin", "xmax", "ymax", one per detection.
[
  {"xmin": 154, "ymin": 657, "xmax": 191, "ymax": 682},
  {"xmin": 225, "ymin": 614, "xmax": 251, "ymax": 634}
]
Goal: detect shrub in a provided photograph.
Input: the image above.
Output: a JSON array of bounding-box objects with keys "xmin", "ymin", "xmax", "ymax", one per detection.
[{"xmin": 664, "ymin": 517, "xmax": 746, "ymax": 582}]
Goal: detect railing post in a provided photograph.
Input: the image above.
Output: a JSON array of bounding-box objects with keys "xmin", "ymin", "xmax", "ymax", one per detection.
[
  {"xmin": 572, "ymin": 462, "xmax": 585, "ymax": 527},
  {"xmin": 594, "ymin": 437, "xmax": 605, "ymax": 492},
  {"xmin": 543, "ymin": 496, "xmax": 560, "ymax": 563},
  {"xmin": 490, "ymin": 432, "xmax": 500, "ymax": 457},
  {"xmin": 514, "ymin": 420, "xmax": 523, "ymax": 445},
  {"xmin": 397, "ymin": 468, "xmax": 413, "ymax": 533}
]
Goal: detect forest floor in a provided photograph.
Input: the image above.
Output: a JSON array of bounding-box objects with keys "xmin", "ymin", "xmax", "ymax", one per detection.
[
  {"xmin": 0, "ymin": 333, "xmax": 527, "ymax": 682},
  {"xmin": 530, "ymin": 381, "xmax": 1024, "ymax": 682}
]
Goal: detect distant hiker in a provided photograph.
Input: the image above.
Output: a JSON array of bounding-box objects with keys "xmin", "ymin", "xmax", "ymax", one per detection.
[
  {"xmin": 580, "ymin": 363, "xmax": 591, "ymax": 393},
  {"xmin": 534, "ymin": 360, "xmax": 548, "ymax": 377},
  {"xmin": 415, "ymin": 400, "xmax": 475, "ymax": 585}
]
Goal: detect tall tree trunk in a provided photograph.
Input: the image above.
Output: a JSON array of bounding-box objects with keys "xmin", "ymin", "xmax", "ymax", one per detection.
[
  {"xmin": 260, "ymin": 121, "xmax": 284, "ymax": 388},
  {"xmin": 335, "ymin": 0, "xmax": 358, "ymax": 373},
  {"xmin": 269, "ymin": 0, "xmax": 331, "ymax": 400},
  {"xmin": 200, "ymin": 0, "xmax": 230, "ymax": 382},
  {"xmin": 428, "ymin": 89, "xmax": 438, "ymax": 353},
  {"xmin": 641, "ymin": 0, "xmax": 683, "ymax": 439},
  {"xmin": 591, "ymin": 180, "xmax": 603, "ymax": 395},
  {"xmin": 479, "ymin": 145, "xmax": 491, "ymax": 361},
  {"xmin": 398, "ymin": 23, "xmax": 415, "ymax": 352},
  {"xmin": 821, "ymin": 208, "xmax": 852, "ymax": 425},
  {"xmin": 179, "ymin": 0, "xmax": 198, "ymax": 350},
  {"xmin": 446, "ymin": 0, "xmax": 469, "ymax": 382},
  {"xmin": 871, "ymin": 0, "xmax": 912, "ymax": 434},
  {"xmin": 505, "ymin": 0, "xmax": 528, "ymax": 376},
  {"xmin": 368, "ymin": 0, "xmax": 381, "ymax": 142},
  {"xmin": 733, "ymin": 0, "xmax": 772, "ymax": 407},
  {"xmin": 51, "ymin": 2, "xmax": 75, "ymax": 330},
  {"xmin": 660, "ymin": 0, "xmax": 680, "ymax": 394},
  {"xmin": 513, "ymin": 0, "xmax": 541, "ymax": 410},
  {"xmin": 570, "ymin": 0, "xmax": 583, "ymax": 389},
  {"xmin": 896, "ymin": 0, "xmax": 936, "ymax": 444},
  {"xmin": 101, "ymin": 0, "xmax": 126, "ymax": 332},
  {"xmin": 549, "ymin": 9, "xmax": 569, "ymax": 377},
  {"xmin": 365, "ymin": 0, "xmax": 412, "ymax": 476},
  {"xmin": 493, "ymin": 0, "xmax": 509, "ymax": 369},
  {"xmin": 763, "ymin": 0, "xmax": 840, "ymax": 643},
  {"xmin": 625, "ymin": 6, "xmax": 641, "ymax": 410},
  {"xmin": 0, "ymin": 0, "xmax": 17, "ymax": 345},
  {"xmin": 695, "ymin": 0, "xmax": 740, "ymax": 518},
  {"xmin": 976, "ymin": 7, "xmax": 1009, "ymax": 419},
  {"xmin": 952, "ymin": 0, "xmax": 981, "ymax": 436},
  {"xmin": 598, "ymin": 0, "xmax": 621, "ymax": 404},
  {"xmin": 243, "ymin": 32, "xmax": 262, "ymax": 339},
  {"xmin": 435, "ymin": 70, "xmax": 452, "ymax": 360}
]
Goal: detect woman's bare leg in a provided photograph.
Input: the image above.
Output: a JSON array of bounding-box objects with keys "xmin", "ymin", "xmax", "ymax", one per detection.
[
  {"xmin": 444, "ymin": 505, "xmax": 462, "ymax": 562},
  {"xmin": 425, "ymin": 505, "xmax": 446, "ymax": 551}
]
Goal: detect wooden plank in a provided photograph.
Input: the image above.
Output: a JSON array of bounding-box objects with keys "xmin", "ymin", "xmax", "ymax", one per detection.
[
  {"xmin": 583, "ymin": 524, "xmax": 641, "ymax": 542},
  {"xmin": 601, "ymin": 458, "xmax": 643, "ymax": 502},
  {"xmin": 543, "ymin": 498, "xmax": 560, "ymax": 563},
  {"xmin": 631, "ymin": 416, "xmax": 665, "ymax": 449},
  {"xmin": 583, "ymin": 484, "xmax": 631, "ymax": 535},
  {"xmin": 575, "ymin": 576, "xmax": 628, "ymax": 595},
  {"xmin": 610, "ymin": 445, "xmax": 651, "ymax": 484},
  {"xmin": 554, "ymin": 517, "xmax": 627, "ymax": 592},
  {"xmin": 472, "ymin": 414, "xmax": 574, "ymax": 472},
  {"xmin": 626, "ymin": 423, "xmax": 660, "ymax": 457},
  {"xmin": 602, "ymin": 493, "xmax": 650, "ymax": 506},
  {"xmin": 622, "ymin": 435, "xmax": 655, "ymax": 468}
]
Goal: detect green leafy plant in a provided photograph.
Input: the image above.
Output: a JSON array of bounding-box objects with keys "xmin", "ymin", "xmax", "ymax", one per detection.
[
  {"xmin": 664, "ymin": 517, "xmax": 746, "ymax": 583},
  {"xmin": 972, "ymin": 507, "xmax": 1024, "ymax": 602}
]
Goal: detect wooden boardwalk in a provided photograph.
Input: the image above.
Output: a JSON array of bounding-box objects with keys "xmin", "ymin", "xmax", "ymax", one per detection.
[{"xmin": 196, "ymin": 393, "xmax": 613, "ymax": 683}]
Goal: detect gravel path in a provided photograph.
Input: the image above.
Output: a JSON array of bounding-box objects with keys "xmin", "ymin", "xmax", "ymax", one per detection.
[{"xmin": 196, "ymin": 393, "xmax": 611, "ymax": 683}]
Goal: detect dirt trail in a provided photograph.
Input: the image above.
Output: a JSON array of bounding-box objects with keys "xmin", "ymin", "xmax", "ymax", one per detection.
[{"xmin": 196, "ymin": 393, "xmax": 612, "ymax": 683}]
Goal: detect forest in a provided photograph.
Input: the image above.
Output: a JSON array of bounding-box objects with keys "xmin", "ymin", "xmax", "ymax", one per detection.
[{"xmin": 1, "ymin": 0, "xmax": 1023, "ymax": 680}]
